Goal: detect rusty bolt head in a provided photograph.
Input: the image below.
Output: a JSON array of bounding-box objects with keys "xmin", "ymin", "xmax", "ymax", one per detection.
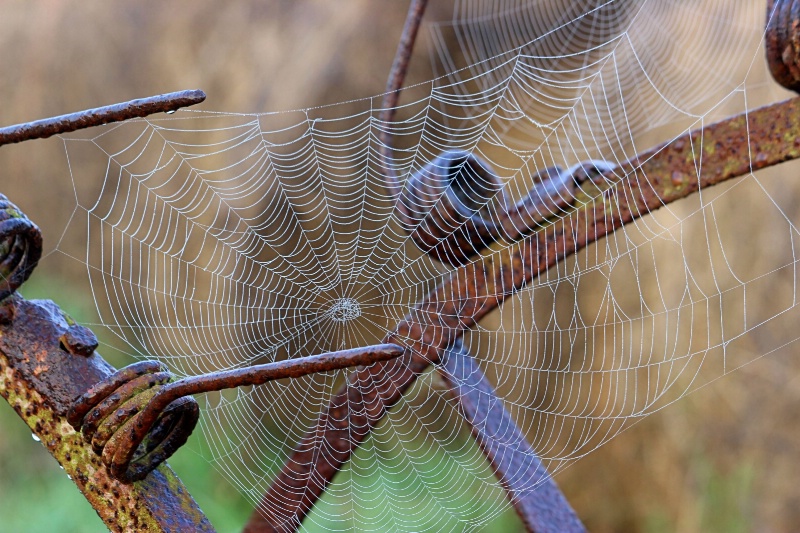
[
  {"xmin": 60, "ymin": 325, "xmax": 99, "ymax": 357},
  {"xmin": 0, "ymin": 298, "xmax": 14, "ymax": 325}
]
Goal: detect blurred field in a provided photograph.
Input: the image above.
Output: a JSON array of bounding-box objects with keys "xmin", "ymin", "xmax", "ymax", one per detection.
[{"xmin": 2, "ymin": 1, "xmax": 800, "ymax": 532}]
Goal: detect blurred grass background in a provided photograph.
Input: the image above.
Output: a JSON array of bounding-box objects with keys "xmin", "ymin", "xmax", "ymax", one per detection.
[{"xmin": 1, "ymin": 1, "xmax": 800, "ymax": 531}]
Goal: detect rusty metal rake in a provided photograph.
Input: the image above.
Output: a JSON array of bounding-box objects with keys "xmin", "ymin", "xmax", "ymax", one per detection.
[{"xmin": 1, "ymin": 1, "xmax": 799, "ymax": 531}]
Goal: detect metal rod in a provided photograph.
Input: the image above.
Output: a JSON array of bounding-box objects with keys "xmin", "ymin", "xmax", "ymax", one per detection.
[
  {"xmin": 161, "ymin": 344, "xmax": 404, "ymax": 397},
  {"xmin": 382, "ymin": 0, "xmax": 429, "ymax": 115},
  {"xmin": 0, "ymin": 90, "xmax": 206, "ymax": 147},
  {"xmin": 439, "ymin": 340, "xmax": 585, "ymax": 533},
  {"xmin": 249, "ymin": 97, "xmax": 800, "ymax": 532},
  {"xmin": 380, "ymin": 0, "xmax": 429, "ymax": 198},
  {"xmin": 67, "ymin": 344, "xmax": 404, "ymax": 483}
]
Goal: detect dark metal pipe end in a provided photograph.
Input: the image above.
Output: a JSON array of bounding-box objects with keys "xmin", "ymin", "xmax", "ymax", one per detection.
[
  {"xmin": 0, "ymin": 194, "xmax": 42, "ymax": 301},
  {"xmin": 767, "ymin": 0, "xmax": 800, "ymax": 93}
]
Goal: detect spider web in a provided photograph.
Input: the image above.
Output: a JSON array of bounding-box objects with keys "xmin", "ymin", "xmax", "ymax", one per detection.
[{"xmin": 54, "ymin": 1, "xmax": 800, "ymax": 530}]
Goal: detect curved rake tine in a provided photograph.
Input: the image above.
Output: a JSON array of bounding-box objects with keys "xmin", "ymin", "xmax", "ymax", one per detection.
[{"xmin": 68, "ymin": 344, "xmax": 404, "ymax": 483}]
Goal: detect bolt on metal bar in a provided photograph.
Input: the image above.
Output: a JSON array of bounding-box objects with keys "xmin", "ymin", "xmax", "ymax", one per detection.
[
  {"xmin": 0, "ymin": 90, "xmax": 206, "ymax": 147},
  {"xmin": 249, "ymin": 96, "xmax": 800, "ymax": 532}
]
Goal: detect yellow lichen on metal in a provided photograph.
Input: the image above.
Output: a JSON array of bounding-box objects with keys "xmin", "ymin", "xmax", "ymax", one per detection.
[
  {"xmin": 0, "ymin": 300, "xmax": 215, "ymax": 533},
  {"xmin": 0, "ymin": 352, "xmax": 160, "ymax": 531}
]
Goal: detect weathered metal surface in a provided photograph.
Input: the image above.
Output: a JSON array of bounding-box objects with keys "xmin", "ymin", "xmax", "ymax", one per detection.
[
  {"xmin": 0, "ymin": 296, "xmax": 215, "ymax": 533},
  {"xmin": 69, "ymin": 344, "xmax": 403, "ymax": 483},
  {"xmin": 0, "ymin": 192, "xmax": 213, "ymax": 531},
  {"xmin": 68, "ymin": 361, "xmax": 199, "ymax": 484},
  {"xmin": 439, "ymin": 340, "xmax": 584, "ymax": 533},
  {"xmin": 250, "ymin": 97, "xmax": 800, "ymax": 532},
  {"xmin": 0, "ymin": 90, "xmax": 206, "ymax": 147},
  {"xmin": 767, "ymin": 0, "xmax": 800, "ymax": 93},
  {"xmin": 0, "ymin": 194, "xmax": 42, "ymax": 301},
  {"xmin": 59, "ymin": 323, "xmax": 99, "ymax": 358}
]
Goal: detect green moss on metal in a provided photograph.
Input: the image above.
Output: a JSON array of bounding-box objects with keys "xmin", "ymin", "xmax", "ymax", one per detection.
[
  {"xmin": 0, "ymin": 360, "xmax": 152, "ymax": 531},
  {"xmin": 61, "ymin": 311, "xmax": 77, "ymax": 326},
  {"xmin": 162, "ymin": 467, "xmax": 207, "ymax": 520},
  {"xmin": 3, "ymin": 207, "xmax": 22, "ymax": 218}
]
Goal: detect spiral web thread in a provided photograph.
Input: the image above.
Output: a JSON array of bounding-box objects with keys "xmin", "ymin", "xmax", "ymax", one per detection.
[{"xmin": 55, "ymin": 1, "xmax": 799, "ymax": 530}]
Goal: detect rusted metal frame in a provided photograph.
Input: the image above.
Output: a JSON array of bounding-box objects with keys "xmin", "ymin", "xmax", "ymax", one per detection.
[
  {"xmin": 67, "ymin": 344, "xmax": 403, "ymax": 483},
  {"xmin": 0, "ymin": 90, "xmax": 206, "ymax": 147},
  {"xmin": 0, "ymin": 294, "xmax": 215, "ymax": 532},
  {"xmin": 248, "ymin": 97, "xmax": 800, "ymax": 532},
  {"xmin": 439, "ymin": 340, "xmax": 584, "ymax": 533},
  {"xmin": 0, "ymin": 90, "xmax": 211, "ymax": 530}
]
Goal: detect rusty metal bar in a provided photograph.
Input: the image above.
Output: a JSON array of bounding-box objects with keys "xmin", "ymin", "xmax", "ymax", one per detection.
[
  {"xmin": 0, "ymin": 296, "xmax": 215, "ymax": 532},
  {"xmin": 439, "ymin": 340, "xmax": 585, "ymax": 533},
  {"xmin": 248, "ymin": 97, "xmax": 800, "ymax": 532},
  {"xmin": 136, "ymin": 344, "xmax": 404, "ymax": 398},
  {"xmin": 0, "ymin": 194, "xmax": 213, "ymax": 531},
  {"xmin": 382, "ymin": 0, "xmax": 429, "ymax": 114},
  {"xmin": 0, "ymin": 90, "xmax": 206, "ymax": 147}
]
